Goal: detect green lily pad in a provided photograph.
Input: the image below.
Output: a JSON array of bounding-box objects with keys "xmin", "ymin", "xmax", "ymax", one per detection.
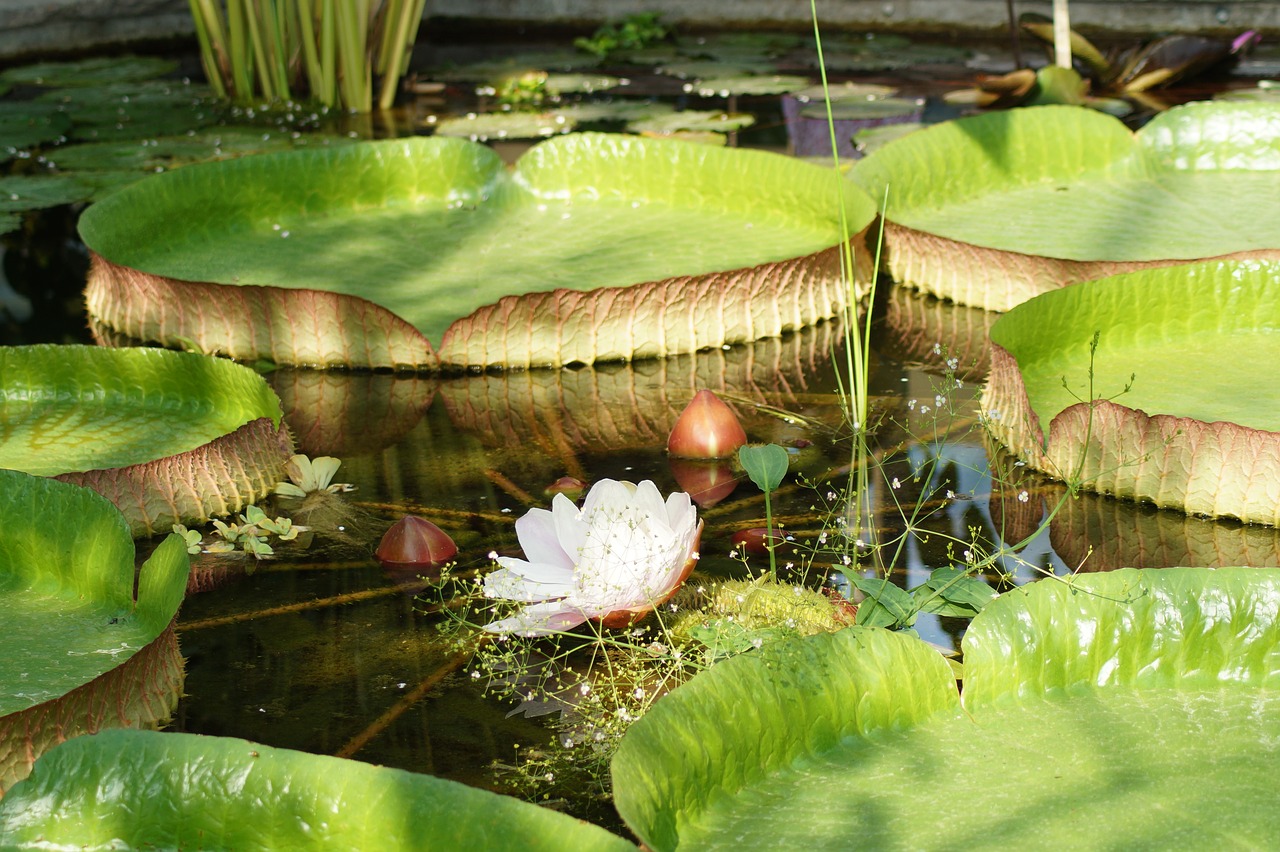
[
  {"xmin": 0, "ymin": 345, "xmax": 292, "ymax": 535},
  {"xmin": 45, "ymin": 128, "xmax": 351, "ymax": 172},
  {"xmin": 80, "ymin": 132, "xmax": 875, "ymax": 370},
  {"xmin": 0, "ymin": 469, "xmax": 188, "ymax": 793},
  {"xmin": 0, "ymin": 729, "xmax": 632, "ymax": 850},
  {"xmin": 432, "ymin": 110, "xmax": 577, "ymax": 140},
  {"xmin": 0, "ymin": 101, "xmax": 71, "ymax": 156},
  {"xmin": 37, "ymin": 79, "xmax": 222, "ymax": 142},
  {"xmin": 613, "ymin": 567, "xmax": 1280, "ymax": 850},
  {"xmin": 853, "ymin": 121, "xmax": 923, "ymax": 155},
  {"xmin": 0, "ymin": 212, "xmax": 18, "ymax": 236},
  {"xmin": 1217, "ymin": 81, "xmax": 1280, "ymax": 102},
  {"xmin": 0, "ymin": 56, "xmax": 178, "ymax": 88},
  {"xmin": 657, "ymin": 60, "xmax": 779, "ymax": 80},
  {"xmin": 851, "ymin": 101, "xmax": 1280, "ymax": 310},
  {"xmin": 626, "ymin": 109, "xmax": 755, "ymax": 134},
  {"xmin": 543, "ymin": 73, "xmax": 625, "ymax": 94},
  {"xmin": 432, "ymin": 50, "xmax": 602, "ymax": 82},
  {"xmin": 0, "ymin": 174, "xmax": 98, "ymax": 213},
  {"xmin": 687, "ymin": 74, "xmax": 811, "ymax": 97},
  {"xmin": 984, "ymin": 258, "xmax": 1280, "ymax": 525}
]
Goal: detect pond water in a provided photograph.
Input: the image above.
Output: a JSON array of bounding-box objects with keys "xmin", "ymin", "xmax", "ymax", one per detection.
[{"xmin": 4, "ymin": 24, "xmax": 1280, "ymax": 833}]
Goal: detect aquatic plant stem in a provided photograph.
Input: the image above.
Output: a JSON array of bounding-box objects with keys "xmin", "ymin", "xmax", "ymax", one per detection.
[{"xmin": 335, "ymin": 647, "xmax": 473, "ymax": 758}]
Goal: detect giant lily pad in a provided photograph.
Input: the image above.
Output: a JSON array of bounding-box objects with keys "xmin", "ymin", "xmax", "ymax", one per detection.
[
  {"xmin": 0, "ymin": 470, "xmax": 189, "ymax": 794},
  {"xmin": 0, "ymin": 729, "xmax": 631, "ymax": 849},
  {"xmin": 80, "ymin": 132, "xmax": 875, "ymax": 370},
  {"xmin": 612, "ymin": 567, "xmax": 1280, "ymax": 849},
  {"xmin": 0, "ymin": 345, "xmax": 292, "ymax": 535},
  {"xmin": 851, "ymin": 101, "xmax": 1280, "ymax": 310},
  {"xmin": 983, "ymin": 258, "xmax": 1280, "ymax": 525}
]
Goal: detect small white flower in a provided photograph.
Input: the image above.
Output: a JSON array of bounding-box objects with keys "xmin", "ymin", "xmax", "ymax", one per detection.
[
  {"xmin": 1018, "ymin": 490, "xmax": 1030, "ymax": 503},
  {"xmin": 274, "ymin": 454, "xmax": 349, "ymax": 497},
  {"xmin": 481, "ymin": 479, "xmax": 701, "ymax": 636}
]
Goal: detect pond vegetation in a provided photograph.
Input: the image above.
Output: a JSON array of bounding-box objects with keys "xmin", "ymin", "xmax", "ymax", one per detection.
[{"xmin": 2, "ymin": 9, "xmax": 1280, "ymax": 847}]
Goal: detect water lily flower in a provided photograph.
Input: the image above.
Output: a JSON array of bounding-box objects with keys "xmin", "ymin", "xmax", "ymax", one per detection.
[
  {"xmin": 483, "ymin": 479, "xmax": 702, "ymax": 636},
  {"xmin": 667, "ymin": 389, "xmax": 748, "ymax": 459}
]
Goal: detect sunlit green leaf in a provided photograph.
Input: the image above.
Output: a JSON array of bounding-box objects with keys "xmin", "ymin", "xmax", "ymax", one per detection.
[{"xmin": 0, "ymin": 729, "xmax": 632, "ymax": 850}]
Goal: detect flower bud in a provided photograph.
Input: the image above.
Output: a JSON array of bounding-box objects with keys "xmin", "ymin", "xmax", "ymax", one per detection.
[
  {"xmin": 376, "ymin": 515, "xmax": 457, "ymax": 569},
  {"xmin": 544, "ymin": 476, "xmax": 588, "ymax": 501},
  {"xmin": 667, "ymin": 390, "xmax": 747, "ymax": 459}
]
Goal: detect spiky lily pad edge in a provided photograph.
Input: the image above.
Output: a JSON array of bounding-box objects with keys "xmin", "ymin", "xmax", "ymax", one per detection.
[
  {"xmin": 984, "ymin": 343, "xmax": 1280, "ymax": 525},
  {"xmin": 58, "ymin": 415, "xmax": 294, "ymax": 537},
  {"xmin": 882, "ymin": 222, "xmax": 1280, "ymax": 312},
  {"xmin": 0, "ymin": 626, "xmax": 185, "ymax": 795},
  {"xmin": 88, "ymin": 238, "xmax": 871, "ymax": 372}
]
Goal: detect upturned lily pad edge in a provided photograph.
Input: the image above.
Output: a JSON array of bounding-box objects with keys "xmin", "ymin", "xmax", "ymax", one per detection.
[{"xmin": 0, "ymin": 471, "xmax": 190, "ymax": 793}]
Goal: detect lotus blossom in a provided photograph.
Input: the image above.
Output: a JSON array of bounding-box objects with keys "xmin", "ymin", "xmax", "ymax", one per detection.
[{"xmin": 483, "ymin": 479, "xmax": 702, "ymax": 636}]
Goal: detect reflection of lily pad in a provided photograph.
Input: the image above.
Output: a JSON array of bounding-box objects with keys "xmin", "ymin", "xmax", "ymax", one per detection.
[
  {"xmin": 0, "ymin": 345, "xmax": 292, "ymax": 535},
  {"xmin": 880, "ymin": 285, "xmax": 994, "ymax": 380},
  {"xmin": 81, "ymin": 133, "xmax": 875, "ymax": 370},
  {"xmin": 0, "ymin": 729, "xmax": 631, "ymax": 850},
  {"xmin": 984, "ymin": 259, "xmax": 1280, "ymax": 525},
  {"xmin": 0, "ymin": 470, "xmax": 188, "ymax": 793},
  {"xmin": 0, "ymin": 56, "xmax": 178, "ymax": 87},
  {"xmin": 852, "ymin": 102, "xmax": 1280, "ymax": 310},
  {"xmin": 613, "ymin": 567, "xmax": 1280, "ymax": 849},
  {"xmin": 0, "ymin": 213, "xmax": 18, "ymax": 235}
]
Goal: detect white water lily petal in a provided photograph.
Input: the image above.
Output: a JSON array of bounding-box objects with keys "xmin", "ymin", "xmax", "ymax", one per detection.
[
  {"xmin": 512, "ymin": 507, "xmax": 573, "ymax": 569},
  {"xmin": 486, "ymin": 560, "xmax": 575, "ymax": 602},
  {"xmin": 551, "ymin": 491, "xmax": 589, "ymax": 562},
  {"xmin": 483, "ymin": 478, "xmax": 700, "ymax": 635},
  {"xmin": 482, "ymin": 601, "xmax": 590, "ymax": 637}
]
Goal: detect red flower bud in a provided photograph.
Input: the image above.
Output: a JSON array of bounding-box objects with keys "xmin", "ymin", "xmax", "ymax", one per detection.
[
  {"xmin": 667, "ymin": 390, "xmax": 747, "ymax": 459},
  {"xmin": 376, "ymin": 515, "xmax": 457, "ymax": 569}
]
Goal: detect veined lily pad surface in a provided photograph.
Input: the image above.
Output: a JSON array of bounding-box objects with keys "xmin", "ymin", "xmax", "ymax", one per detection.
[
  {"xmin": 0, "ymin": 470, "xmax": 189, "ymax": 794},
  {"xmin": 0, "ymin": 729, "xmax": 632, "ymax": 850},
  {"xmin": 79, "ymin": 132, "xmax": 874, "ymax": 370},
  {"xmin": 983, "ymin": 258, "xmax": 1280, "ymax": 525},
  {"xmin": 0, "ymin": 345, "xmax": 292, "ymax": 535},
  {"xmin": 612, "ymin": 567, "xmax": 1280, "ymax": 850},
  {"xmin": 851, "ymin": 101, "xmax": 1280, "ymax": 310}
]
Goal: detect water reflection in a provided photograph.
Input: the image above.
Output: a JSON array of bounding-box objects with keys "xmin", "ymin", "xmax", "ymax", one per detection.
[{"xmin": 90, "ymin": 287, "xmax": 1280, "ymax": 821}]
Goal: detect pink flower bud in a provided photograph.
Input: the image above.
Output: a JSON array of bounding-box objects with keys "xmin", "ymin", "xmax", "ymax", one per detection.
[
  {"xmin": 667, "ymin": 390, "xmax": 748, "ymax": 459},
  {"xmin": 376, "ymin": 515, "xmax": 457, "ymax": 569},
  {"xmin": 544, "ymin": 476, "xmax": 588, "ymax": 500}
]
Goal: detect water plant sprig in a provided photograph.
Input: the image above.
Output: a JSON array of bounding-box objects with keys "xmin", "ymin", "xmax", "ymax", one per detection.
[{"xmin": 737, "ymin": 443, "xmax": 790, "ymax": 582}]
